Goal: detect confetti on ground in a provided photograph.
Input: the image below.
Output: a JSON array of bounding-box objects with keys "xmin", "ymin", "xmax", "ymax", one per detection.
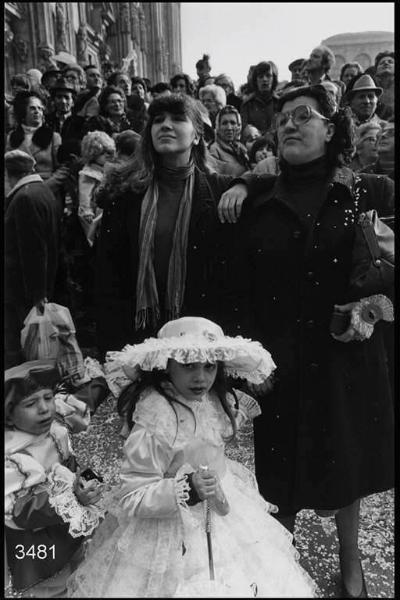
[
  {"xmin": 72, "ymin": 396, "xmax": 394, "ymax": 598},
  {"xmin": 5, "ymin": 394, "xmax": 393, "ymax": 597}
]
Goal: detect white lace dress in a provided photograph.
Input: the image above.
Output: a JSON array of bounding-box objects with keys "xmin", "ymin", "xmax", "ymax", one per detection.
[{"xmin": 68, "ymin": 386, "xmax": 316, "ymax": 598}]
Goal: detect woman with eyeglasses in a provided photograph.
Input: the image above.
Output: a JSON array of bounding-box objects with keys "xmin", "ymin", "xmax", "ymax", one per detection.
[
  {"xmin": 84, "ymin": 86, "xmax": 135, "ymax": 138},
  {"xmin": 208, "ymin": 105, "xmax": 251, "ymax": 176},
  {"xmin": 225, "ymin": 85, "xmax": 394, "ymax": 598}
]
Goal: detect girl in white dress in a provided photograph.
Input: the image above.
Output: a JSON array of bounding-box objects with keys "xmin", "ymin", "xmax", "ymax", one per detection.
[{"xmin": 69, "ymin": 316, "xmax": 316, "ymax": 597}]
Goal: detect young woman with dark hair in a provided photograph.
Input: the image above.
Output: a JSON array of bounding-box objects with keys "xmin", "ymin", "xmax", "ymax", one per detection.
[{"xmin": 93, "ymin": 94, "xmax": 254, "ymax": 356}]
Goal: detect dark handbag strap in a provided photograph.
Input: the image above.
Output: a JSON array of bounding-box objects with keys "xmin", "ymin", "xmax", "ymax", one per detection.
[{"xmin": 358, "ymin": 211, "xmax": 382, "ymax": 265}]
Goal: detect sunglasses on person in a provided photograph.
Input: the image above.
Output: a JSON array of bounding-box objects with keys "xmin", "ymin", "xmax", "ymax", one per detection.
[{"xmin": 275, "ymin": 105, "xmax": 330, "ymax": 128}]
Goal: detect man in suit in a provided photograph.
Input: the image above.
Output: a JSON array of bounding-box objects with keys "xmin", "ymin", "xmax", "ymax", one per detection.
[{"xmin": 4, "ymin": 150, "xmax": 61, "ymax": 368}]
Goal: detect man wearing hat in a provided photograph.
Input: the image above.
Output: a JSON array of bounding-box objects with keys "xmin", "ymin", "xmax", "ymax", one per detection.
[
  {"xmin": 45, "ymin": 78, "xmax": 76, "ymax": 134},
  {"xmin": 4, "ymin": 150, "xmax": 60, "ymax": 368},
  {"xmin": 345, "ymin": 73, "xmax": 388, "ymax": 127},
  {"xmin": 288, "ymin": 58, "xmax": 307, "ymax": 83},
  {"xmin": 41, "ymin": 68, "xmax": 62, "ymax": 101}
]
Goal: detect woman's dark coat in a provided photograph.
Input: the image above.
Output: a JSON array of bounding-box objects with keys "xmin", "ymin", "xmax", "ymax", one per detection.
[
  {"xmin": 240, "ymin": 92, "xmax": 279, "ymax": 135},
  {"xmin": 83, "ymin": 114, "xmax": 135, "ymax": 137},
  {"xmin": 227, "ymin": 167, "xmax": 394, "ymax": 513},
  {"xmin": 95, "ymin": 167, "xmax": 233, "ymax": 354}
]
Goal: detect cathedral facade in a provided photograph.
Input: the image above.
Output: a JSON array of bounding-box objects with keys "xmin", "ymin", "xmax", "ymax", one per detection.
[{"xmin": 4, "ymin": 2, "xmax": 182, "ymax": 90}]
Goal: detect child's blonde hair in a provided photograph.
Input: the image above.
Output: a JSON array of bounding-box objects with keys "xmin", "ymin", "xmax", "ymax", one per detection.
[{"xmin": 81, "ymin": 130, "xmax": 116, "ymax": 164}]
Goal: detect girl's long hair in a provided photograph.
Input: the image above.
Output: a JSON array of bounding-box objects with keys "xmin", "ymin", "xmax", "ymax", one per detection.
[
  {"xmin": 117, "ymin": 362, "xmax": 238, "ymax": 444},
  {"xmin": 107, "ymin": 94, "xmax": 212, "ymax": 195}
]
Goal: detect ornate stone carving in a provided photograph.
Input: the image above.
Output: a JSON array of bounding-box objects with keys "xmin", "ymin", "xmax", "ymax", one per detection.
[
  {"xmin": 139, "ymin": 7, "xmax": 147, "ymax": 52},
  {"xmin": 120, "ymin": 2, "xmax": 130, "ymax": 33},
  {"xmin": 38, "ymin": 46, "xmax": 58, "ymax": 72},
  {"xmin": 130, "ymin": 4, "xmax": 140, "ymax": 44},
  {"xmin": 76, "ymin": 24, "xmax": 88, "ymax": 62},
  {"xmin": 13, "ymin": 35, "xmax": 29, "ymax": 61},
  {"xmin": 5, "ymin": 20, "xmax": 14, "ymax": 44},
  {"xmin": 122, "ymin": 48, "xmax": 138, "ymax": 77},
  {"xmin": 98, "ymin": 39, "xmax": 111, "ymax": 62},
  {"xmin": 55, "ymin": 3, "xmax": 68, "ymax": 52}
]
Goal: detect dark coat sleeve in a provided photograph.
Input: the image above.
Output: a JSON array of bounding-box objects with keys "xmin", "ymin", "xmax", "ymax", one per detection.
[
  {"xmin": 358, "ymin": 173, "xmax": 394, "ymax": 218},
  {"xmin": 13, "ymin": 191, "xmax": 51, "ymax": 304},
  {"xmin": 13, "ymin": 488, "xmax": 64, "ymax": 529}
]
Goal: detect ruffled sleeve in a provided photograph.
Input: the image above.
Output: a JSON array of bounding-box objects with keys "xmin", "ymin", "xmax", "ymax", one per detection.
[
  {"xmin": 229, "ymin": 389, "xmax": 261, "ymax": 429},
  {"xmin": 118, "ymin": 392, "xmax": 190, "ymax": 518},
  {"xmin": 47, "ymin": 464, "xmax": 105, "ymax": 538}
]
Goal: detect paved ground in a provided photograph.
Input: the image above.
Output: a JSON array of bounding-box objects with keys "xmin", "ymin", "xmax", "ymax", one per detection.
[{"xmin": 72, "ymin": 395, "xmax": 394, "ymax": 598}]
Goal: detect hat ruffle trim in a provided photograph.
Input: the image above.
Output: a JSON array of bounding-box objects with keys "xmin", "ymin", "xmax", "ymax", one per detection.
[{"xmin": 106, "ymin": 335, "xmax": 276, "ymax": 387}]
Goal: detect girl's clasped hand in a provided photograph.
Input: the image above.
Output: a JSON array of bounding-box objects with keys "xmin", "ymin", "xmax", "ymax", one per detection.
[{"xmin": 191, "ymin": 467, "xmax": 220, "ymax": 500}]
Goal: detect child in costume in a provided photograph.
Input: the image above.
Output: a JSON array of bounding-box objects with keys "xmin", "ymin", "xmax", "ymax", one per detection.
[
  {"xmin": 69, "ymin": 317, "xmax": 316, "ymax": 597},
  {"xmin": 5, "ymin": 359, "xmax": 105, "ymax": 597},
  {"xmin": 78, "ymin": 130, "xmax": 115, "ymax": 247}
]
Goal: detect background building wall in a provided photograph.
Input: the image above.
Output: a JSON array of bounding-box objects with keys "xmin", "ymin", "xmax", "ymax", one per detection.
[
  {"xmin": 4, "ymin": 2, "xmax": 182, "ymax": 92},
  {"xmin": 321, "ymin": 31, "xmax": 394, "ymax": 80}
]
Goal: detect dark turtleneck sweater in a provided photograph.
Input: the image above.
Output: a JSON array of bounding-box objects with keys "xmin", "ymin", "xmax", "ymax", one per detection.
[
  {"xmin": 278, "ymin": 155, "xmax": 332, "ymax": 229},
  {"xmin": 154, "ymin": 163, "xmax": 194, "ymax": 305}
]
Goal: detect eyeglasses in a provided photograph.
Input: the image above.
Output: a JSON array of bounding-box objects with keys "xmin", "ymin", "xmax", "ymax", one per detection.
[{"xmin": 275, "ymin": 104, "xmax": 329, "ymax": 128}]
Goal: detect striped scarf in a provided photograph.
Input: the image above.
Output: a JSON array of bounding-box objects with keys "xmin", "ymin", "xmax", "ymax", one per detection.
[{"xmin": 135, "ymin": 166, "xmax": 195, "ymax": 330}]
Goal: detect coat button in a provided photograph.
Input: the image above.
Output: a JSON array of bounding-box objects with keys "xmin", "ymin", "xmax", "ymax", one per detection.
[
  {"xmin": 306, "ymin": 271, "xmax": 314, "ymax": 280},
  {"xmin": 293, "ymin": 230, "xmax": 301, "ymax": 239}
]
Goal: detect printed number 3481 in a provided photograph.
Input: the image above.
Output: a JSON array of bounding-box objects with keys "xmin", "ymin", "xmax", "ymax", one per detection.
[{"xmin": 15, "ymin": 544, "xmax": 56, "ymax": 560}]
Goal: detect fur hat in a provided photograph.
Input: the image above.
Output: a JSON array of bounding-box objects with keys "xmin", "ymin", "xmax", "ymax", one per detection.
[
  {"xmin": 105, "ymin": 317, "xmax": 276, "ymax": 390},
  {"xmin": 49, "ymin": 77, "xmax": 77, "ymax": 96},
  {"xmin": 4, "ymin": 150, "xmax": 36, "ymax": 175}
]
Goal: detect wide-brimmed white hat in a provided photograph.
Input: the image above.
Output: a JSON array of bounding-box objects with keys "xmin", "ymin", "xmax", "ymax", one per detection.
[{"xmin": 105, "ymin": 317, "xmax": 276, "ymax": 396}]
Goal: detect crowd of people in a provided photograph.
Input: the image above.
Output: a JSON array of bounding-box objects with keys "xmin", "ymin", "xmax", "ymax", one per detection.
[{"xmin": 4, "ymin": 43, "xmax": 394, "ymax": 598}]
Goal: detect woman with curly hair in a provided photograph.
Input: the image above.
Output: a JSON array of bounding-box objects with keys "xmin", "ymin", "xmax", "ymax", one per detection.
[
  {"xmin": 227, "ymin": 84, "xmax": 394, "ymax": 598},
  {"xmin": 78, "ymin": 131, "xmax": 116, "ymax": 245},
  {"xmin": 198, "ymin": 83, "xmax": 226, "ymax": 128},
  {"xmin": 84, "ymin": 85, "xmax": 135, "ymax": 137},
  {"xmin": 339, "ymin": 62, "xmax": 363, "ymax": 91},
  {"xmin": 170, "ymin": 73, "xmax": 195, "ymax": 97}
]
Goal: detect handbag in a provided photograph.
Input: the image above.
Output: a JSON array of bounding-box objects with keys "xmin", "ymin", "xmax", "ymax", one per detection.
[{"xmin": 349, "ymin": 209, "xmax": 394, "ymax": 297}]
